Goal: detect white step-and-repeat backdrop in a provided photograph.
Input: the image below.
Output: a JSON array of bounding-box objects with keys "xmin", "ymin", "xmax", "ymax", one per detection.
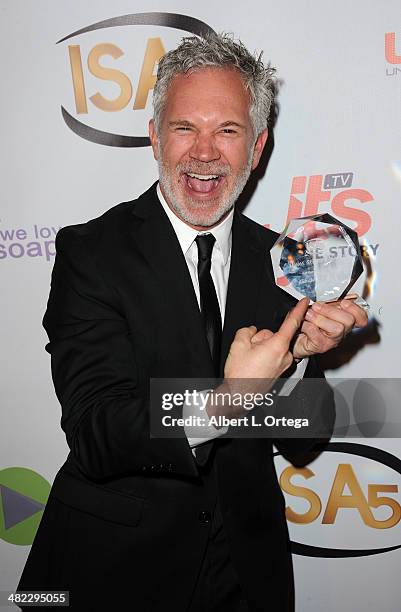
[{"xmin": 1, "ymin": 1, "xmax": 400, "ymax": 610}]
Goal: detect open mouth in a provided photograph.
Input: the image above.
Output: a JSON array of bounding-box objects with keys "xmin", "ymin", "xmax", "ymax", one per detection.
[{"xmin": 183, "ymin": 172, "xmax": 224, "ymax": 196}]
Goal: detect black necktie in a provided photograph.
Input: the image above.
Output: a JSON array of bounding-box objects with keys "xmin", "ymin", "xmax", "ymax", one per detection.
[{"xmin": 195, "ymin": 234, "xmax": 222, "ymax": 377}]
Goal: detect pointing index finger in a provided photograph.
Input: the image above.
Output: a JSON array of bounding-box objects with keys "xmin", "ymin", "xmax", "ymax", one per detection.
[{"xmin": 276, "ymin": 297, "xmax": 309, "ymax": 343}]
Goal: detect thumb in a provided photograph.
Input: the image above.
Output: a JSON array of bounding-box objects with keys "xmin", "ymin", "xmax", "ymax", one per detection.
[
  {"xmin": 251, "ymin": 329, "xmax": 274, "ymax": 344},
  {"xmin": 234, "ymin": 325, "xmax": 258, "ymax": 343}
]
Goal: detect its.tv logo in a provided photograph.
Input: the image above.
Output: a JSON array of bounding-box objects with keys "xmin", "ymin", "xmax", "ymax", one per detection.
[{"xmin": 287, "ymin": 172, "xmax": 373, "ymax": 237}]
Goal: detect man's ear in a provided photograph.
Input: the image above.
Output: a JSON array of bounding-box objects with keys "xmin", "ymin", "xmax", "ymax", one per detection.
[
  {"xmin": 251, "ymin": 128, "xmax": 268, "ymax": 170},
  {"xmin": 148, "ymin": 119, "xmax": 159, "ymax": 161}
]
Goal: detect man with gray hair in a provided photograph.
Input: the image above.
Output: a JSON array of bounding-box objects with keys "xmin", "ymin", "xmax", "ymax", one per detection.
[{"xmin": 17, "ymin": 33, "xmax": 366, "ymax": 611}]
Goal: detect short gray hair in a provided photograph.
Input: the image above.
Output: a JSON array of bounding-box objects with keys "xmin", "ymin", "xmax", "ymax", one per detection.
[{"xmin": 152, "ymin": 32, "xmax": 276, "ymax": 138}]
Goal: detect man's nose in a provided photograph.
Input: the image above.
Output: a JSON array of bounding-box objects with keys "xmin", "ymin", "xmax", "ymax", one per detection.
[{"xmin": 189, "ymin": 133, "xmax": 221, "ymax": 163}]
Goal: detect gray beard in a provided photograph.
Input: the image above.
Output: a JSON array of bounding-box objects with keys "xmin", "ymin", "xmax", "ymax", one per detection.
[{"xmin": 157, "ymin": 149, "xmax": 254, "ymax": 227}]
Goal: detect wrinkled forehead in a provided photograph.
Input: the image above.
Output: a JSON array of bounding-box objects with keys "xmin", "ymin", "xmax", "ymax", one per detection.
[{"xmin": 161, "ymin": 66, "xmax": 252, "ymax": 121}]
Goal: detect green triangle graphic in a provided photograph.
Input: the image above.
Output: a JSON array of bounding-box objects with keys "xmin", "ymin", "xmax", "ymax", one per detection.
[
  {"xmin": 0, "ymin": 467, "xmax": 50, "ymax": 545},
  {"xmin": 1, "ymin": 485, "xmax": 44, "ymax": 529}
]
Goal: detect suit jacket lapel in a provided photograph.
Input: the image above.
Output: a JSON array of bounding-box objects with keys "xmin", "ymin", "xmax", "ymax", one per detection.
[
  {"xmin": 220, "ymin": 210, "xmax": 281, "ymax": 373},
  {"xmin": 129, "ymin": 184, "xmax": 215, "ymax": 377},
  {"xmin": 128, "ymin": 186, "xmax": 281, "ymax": 379},
  {"xmin": 220, "ymin": 211, "xmax": 264, "ymax": 372}
]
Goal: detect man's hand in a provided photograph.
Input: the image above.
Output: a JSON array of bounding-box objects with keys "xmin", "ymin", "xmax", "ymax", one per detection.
[
  {"xmin": 211, "ymin": 297, "xmax": 310, "ymax": 413},
  {"xmin": 224, "ymin": 297, "xmax": 309, "ymax": 381},
  {"xmin": 292, "ymin": 298, "xmax": 369, "ymax": 360}
]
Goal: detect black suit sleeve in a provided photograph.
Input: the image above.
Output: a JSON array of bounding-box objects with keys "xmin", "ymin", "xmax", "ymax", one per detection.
[
  {"xmin": 273, "ymin": 355, "xmax": 335, "ymax": 462},
  {"xmin": 43, "ymin": 227, "xmax": 198, "ymax": 481}
]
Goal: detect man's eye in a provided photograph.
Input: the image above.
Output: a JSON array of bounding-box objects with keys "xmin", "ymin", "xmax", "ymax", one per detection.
[
  {"xmin": 176, "ymin": 126, "xmax": 191, "ymax": 132},
  {"xmin": 221, "ymin": 128, "xmax": 236, "ymax": 134}
]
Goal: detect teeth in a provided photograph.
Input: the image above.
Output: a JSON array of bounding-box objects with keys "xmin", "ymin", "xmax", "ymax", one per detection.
[{"xmin": 187, "ymin": 173, "xmax": 219, "ymax": 180}]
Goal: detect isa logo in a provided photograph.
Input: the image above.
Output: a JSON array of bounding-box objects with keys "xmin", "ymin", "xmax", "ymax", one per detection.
[{"xmin": 58, "ymin": 12, "xmax": 215, "ymax": 147}]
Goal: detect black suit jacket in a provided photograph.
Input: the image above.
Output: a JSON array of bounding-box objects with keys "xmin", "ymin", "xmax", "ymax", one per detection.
[{"xmin": 17, "ymin": 183, "xmax": 333, "ymax": 611}]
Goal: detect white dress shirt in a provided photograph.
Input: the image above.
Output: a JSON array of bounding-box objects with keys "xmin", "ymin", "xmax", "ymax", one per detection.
[
  {"xmin": 157, "ymin": 183, "xmax": 233, "ymax": 319},
  {"xmin": 156, "ymin": 183, "xmax": 308, "ymax": 449}
]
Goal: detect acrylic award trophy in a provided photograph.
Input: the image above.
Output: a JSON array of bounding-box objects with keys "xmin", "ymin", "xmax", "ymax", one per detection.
[{"xmin": 270, "ymin": 213, "xmax": 369, "ymax": 309}]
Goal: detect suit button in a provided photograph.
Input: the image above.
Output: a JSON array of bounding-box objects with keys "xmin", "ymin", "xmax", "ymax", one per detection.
[{"xmin": 198, "ymin": 510, "xmax": 211, "ymax": 524}]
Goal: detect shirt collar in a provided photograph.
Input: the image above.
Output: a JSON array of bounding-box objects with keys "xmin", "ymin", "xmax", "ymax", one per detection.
[{"xmin": 156, "ymin": 182, "xmax": 233, "ymax": 265}]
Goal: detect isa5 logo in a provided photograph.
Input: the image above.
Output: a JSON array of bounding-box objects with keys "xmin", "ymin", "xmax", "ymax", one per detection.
[{"xmin": 275, "ymin": 443, "xmax": 401, "ymax": 558}]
